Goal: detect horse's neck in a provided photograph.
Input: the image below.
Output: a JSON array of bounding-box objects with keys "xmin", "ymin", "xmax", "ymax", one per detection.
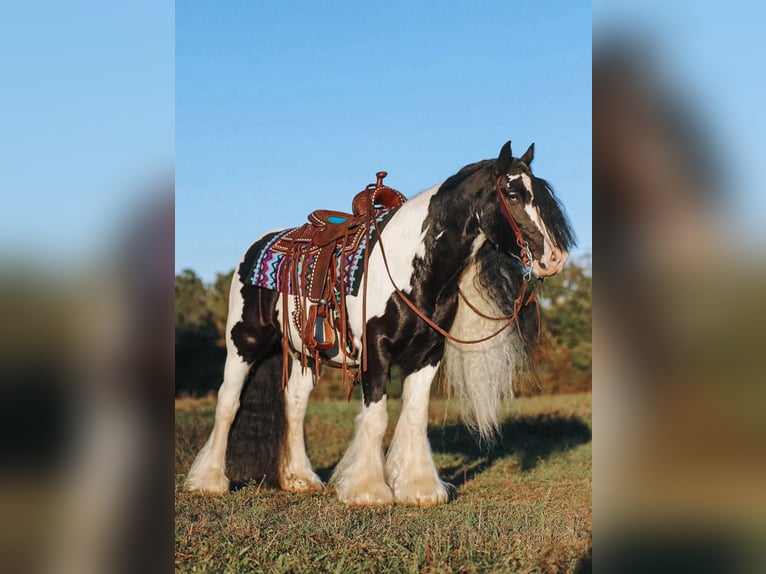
[{"xmin": 396, "ymin": 180, "xmax": 483, "ymax": 282}]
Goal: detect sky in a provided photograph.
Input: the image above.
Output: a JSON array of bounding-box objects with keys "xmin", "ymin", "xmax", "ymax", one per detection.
[
  {"xmin": 0, "ymin": 2, "xmax": 174, "ymax": 270},
  {"xmin": 176, "ymin": 1, "xmax": 592, "ymax": 282},
  {"xmin": 594, "ymin": 0, "xmax": 766, "ymax": 244}
]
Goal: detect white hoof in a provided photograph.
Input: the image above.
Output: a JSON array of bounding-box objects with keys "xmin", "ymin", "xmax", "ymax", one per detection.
[
  {"xmin": 336, "ymin": 482, "xmax": 394, "ymax": 507},
  {"xmin": 184, "ymin": 467, "xmax": 230, "ymax": 494},
  {"xmin": 282, "ymin": 472, "xmax": 325, "ymax": 493},
  {"xmin": 391, "ymin": 477, "xmax": 450, "ymax": 507}
]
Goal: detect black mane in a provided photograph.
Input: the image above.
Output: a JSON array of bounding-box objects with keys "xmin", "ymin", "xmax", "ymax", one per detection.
[
  {"xmin": 532, "ymin": 177, "xmax": 577, "ymax": 250},
  {"xmin": 436, "ymin": 157, "xmax": 576, "ymax": 252}
]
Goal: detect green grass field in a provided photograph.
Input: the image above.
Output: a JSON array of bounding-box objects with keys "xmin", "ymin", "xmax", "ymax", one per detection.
[{"xmin": 175, "ymin": 392, "xmax": 591, "ymax": 573}]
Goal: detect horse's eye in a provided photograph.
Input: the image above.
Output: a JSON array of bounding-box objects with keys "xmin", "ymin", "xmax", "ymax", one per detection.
[{"xmin": 507, "ymin": 192, "xmax": 520, "ymax": 203}]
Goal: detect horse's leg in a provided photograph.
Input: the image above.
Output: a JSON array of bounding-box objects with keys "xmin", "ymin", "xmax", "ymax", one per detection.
[
  {"xmin": 185, "ymin": 275, "xmax": 258, "ymax": 494},
  {"xmin": 330, "ymin": 398, "xmax": 393, "ymax": 505},
  {"xmin": 280, "ymin": 358, "xmax": 323, "ymax": 492},
  {"xmin": 329, "ymin": 343, "xmax": 393, "ymax": 506},
  {"xmin": 385, "ymin": 364, "xmax": 449, "ymax": 506},
  {"xmin": 184, "ymin": 351, "xmax": 251, "ymax": 494}
]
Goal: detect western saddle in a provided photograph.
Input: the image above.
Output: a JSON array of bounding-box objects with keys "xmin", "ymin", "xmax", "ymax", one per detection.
[{"xmin": 272, "ymin": 171, "xmax": 407, "ymax": 385}]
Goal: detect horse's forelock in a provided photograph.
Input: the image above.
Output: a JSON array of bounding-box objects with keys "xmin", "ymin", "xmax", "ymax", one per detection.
[{"xmin": 532, "ymin": 177, "xmax": 577, "ymax": 250}]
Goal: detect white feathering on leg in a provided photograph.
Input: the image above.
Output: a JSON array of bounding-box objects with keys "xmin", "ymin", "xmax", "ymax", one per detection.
[
  {"xmin": 385, "ymin": 365, "xmax": 448, "ymax": 506},
  {"xmin": 185, "ymin": 274, "xmax": 251, "ymax": 493},
  {"xmin": 330, "ymin": 399, "xmax": 393, "ymax": 506}
]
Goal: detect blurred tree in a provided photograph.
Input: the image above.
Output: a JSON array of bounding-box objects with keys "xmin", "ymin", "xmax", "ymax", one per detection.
[
  {"xmin": 175, "ymin": 269, "xmax": 214, "ymax": 338},
  {"xmin": 540, "ymin": 255, "xmax": 592, "ymax": 372},
  {"xmin": 207, "ymin": 269, "xmax": 235, "ymax": 347},
  {"xmin": 532, "ymin": 255, "xmax": 592, "ymax": 393},
  {"xmin": 175, "ymin": 269, "xmax": 221, "ymax": 396}
]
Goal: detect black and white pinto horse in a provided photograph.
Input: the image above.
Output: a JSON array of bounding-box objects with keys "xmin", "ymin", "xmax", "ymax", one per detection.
[{"xmin": 185, "ymin": 141, "xmax": 575, "ymax": 506}]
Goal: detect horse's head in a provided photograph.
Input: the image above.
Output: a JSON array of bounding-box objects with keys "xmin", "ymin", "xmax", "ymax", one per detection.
[{"xmin": 481, "ymin": 140, "xmax": 576, "ymax": 278}]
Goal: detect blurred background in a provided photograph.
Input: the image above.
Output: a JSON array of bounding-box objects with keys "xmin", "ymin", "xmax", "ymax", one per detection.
[
  {"xmin": 0, "ymin": 2, "xmax": 173, "ymax": 573},
  {"xmin": 594, "ymin": 1, "xmax": 766, "ymax": 572}
]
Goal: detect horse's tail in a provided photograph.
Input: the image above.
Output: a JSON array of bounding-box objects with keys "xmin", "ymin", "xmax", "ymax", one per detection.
[{"xmin": 225, "ymin": 351, "xmax": 287, "ymax": 487}]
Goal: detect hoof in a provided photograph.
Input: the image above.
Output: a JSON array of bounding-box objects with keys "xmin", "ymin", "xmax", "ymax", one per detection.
[
  {"xmin": 392, "ymin": 478, "xmax": 450, "ymax": 507},
  {"xmin": 282, "ymin": 472, "xmax": 325, "ymax": 494},
  {"xmin": 336, "ymin": 483, "xmax": 394, "ymax": 507},
  {"xmin": 184, "ymin": 467, "xmax": 230, "ymax": 494}
]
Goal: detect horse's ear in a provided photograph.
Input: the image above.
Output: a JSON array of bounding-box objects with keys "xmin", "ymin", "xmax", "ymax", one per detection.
[
  {"xmin": 520, "ymin": 143, "xmax": 534, "ymax": 166},
  {"xmin": 495, "ymin": 141, "xmax": 512, "ymax": 175}
]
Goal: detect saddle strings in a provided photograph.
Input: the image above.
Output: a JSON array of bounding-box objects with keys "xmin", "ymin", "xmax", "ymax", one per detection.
[{"xmin": 277, "ymin": 186, "xmax": 380, "ymax": 392}]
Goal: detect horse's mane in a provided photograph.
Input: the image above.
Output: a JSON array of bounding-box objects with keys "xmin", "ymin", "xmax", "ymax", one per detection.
[
  {"xmin": 442, "ymin": 159, "xmax": 495, "ymax": 188},
  {"xmin": 532, "ymin": 177, "xmax": 577, "ymax": 250},
  {"xmin": 443, "ymin": 157, "xmax": 576, "ymax": 251}
]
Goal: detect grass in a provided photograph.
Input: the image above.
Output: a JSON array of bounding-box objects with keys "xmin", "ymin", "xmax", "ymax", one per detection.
[{"xmin": 176, "ymin": 392, "xmax": 592, "ymax": 573}]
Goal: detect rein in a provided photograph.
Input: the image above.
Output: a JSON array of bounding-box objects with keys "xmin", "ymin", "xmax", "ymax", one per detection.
[{"xmin": 368, "ymin": 176, "xmax": 539, "ymax": 349}]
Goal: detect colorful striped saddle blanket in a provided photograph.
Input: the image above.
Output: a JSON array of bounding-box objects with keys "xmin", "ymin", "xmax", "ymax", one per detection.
[{"xmin": 248, "ymin": 208, "xmax": 396, "ymax": 299}]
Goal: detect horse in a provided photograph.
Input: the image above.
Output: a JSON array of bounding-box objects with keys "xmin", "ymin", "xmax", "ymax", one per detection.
[{"xmin": 184, "ymin": 140, "xmax": 576, "ymax": 506}]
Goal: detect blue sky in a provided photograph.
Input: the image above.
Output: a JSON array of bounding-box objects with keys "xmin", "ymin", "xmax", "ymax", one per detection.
[
  {"xmin": 594, "ymin": 0, "xmax": 766, "ymax": 242},
  {"xmin": 176, "ymin": 1, "xmax": 592, "ymax": 282},
  {"xmin": 0, "ymin": 2, "xmax": 173, "ymax": 268}
]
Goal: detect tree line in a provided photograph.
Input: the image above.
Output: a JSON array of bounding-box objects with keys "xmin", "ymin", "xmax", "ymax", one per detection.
[{"xmin": 176, "ymin": 256, "xmax": 591, "ymax": 397}]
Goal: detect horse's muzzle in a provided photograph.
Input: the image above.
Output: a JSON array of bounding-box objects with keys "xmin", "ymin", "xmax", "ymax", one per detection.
[{"xmin": 532, "ymin": 247, "xmax": 568, "ymax": 278}]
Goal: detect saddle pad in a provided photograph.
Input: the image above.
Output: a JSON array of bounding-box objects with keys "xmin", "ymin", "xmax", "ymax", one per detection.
[{"xmin": 248, "ymin": 208, "xmax": 397, "ymax": 297}]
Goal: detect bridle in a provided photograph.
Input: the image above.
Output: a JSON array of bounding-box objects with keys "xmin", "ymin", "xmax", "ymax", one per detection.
[
  {"xmin": 495, "ymin": 174, "xmax": 534, "ymax": 282},
  {"xmin": 371, "ymin": 173, "xmax": 541, "ymax": 351}
]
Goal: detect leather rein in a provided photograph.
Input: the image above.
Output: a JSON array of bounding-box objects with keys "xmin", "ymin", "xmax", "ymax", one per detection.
[{"xmin": 370, "ymin": 174, "xmax": 539, "ymax": 348}]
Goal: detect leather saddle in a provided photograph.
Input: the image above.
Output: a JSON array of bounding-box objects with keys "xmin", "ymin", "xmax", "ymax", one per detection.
[{"xmin": 272, "ymin": 172, "xmax": 406, "ymax": 357}]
